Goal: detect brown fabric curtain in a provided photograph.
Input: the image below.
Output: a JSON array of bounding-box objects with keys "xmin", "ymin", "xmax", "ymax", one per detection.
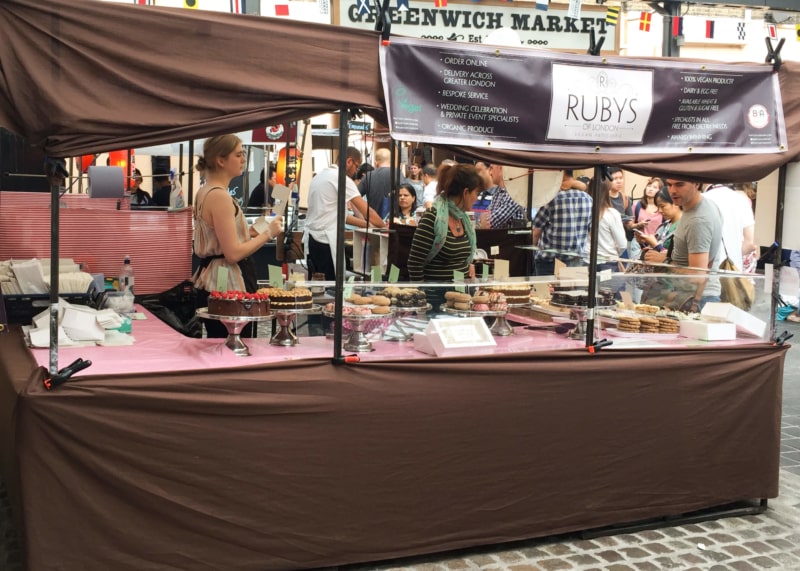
[{"xmin": 0, "ymin": 328, "xmax": 785, "ymax": 571}]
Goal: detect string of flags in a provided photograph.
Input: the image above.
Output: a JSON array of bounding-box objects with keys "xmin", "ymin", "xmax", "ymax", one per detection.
[{"xmin": 163, "ymin": 0, "xmax": 800, "ymax": 41}]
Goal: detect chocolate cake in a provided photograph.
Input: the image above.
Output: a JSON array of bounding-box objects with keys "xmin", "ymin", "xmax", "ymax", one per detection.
[{"xmin": 208, "ymin": 291, "xmax": 270, "ymax": 317}]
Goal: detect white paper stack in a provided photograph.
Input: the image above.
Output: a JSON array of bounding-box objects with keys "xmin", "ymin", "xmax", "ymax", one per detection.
[{"xmin": 61, "ymin": 306, "xmax": 105, "ymax": 342}]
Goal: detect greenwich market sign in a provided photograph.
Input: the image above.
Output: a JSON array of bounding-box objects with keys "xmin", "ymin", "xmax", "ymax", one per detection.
[
  {"xmin": 380, "ymin": 37, "xmax": 787, "ymax": 154},
  {"xmin": 336, "ymin": 1, "xmax": 617, "ymax": 52}
]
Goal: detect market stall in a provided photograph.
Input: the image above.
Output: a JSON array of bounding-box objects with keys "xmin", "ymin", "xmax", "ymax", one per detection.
[{"xmin": 0, "ymin": 0, "xmax": 798, "ymax": 569}]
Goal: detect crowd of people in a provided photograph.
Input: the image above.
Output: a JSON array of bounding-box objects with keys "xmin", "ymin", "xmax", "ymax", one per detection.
[{"xmin": 184, "ymin": 137, "xmax": 763, "ymax": 338}]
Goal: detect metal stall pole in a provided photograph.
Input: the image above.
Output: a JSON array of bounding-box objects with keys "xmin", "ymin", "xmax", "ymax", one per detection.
[
  {"xmin": 188, "ymin": 140, "xmax": 195, "ymax": 205},
  {"xmin": 584, "ymin": 167, "xmax": 603, "ymax": 348},
  {"xmin": 332, "ymin": 109, "xmax": 351, "ymax": 363},
  {"xmin": 42, "ymin": 159, "xmax": 70, "ymax": 376}
]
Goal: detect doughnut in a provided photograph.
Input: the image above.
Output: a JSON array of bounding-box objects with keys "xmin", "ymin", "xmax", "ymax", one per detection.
[
  {"xmin": 454, "ymin": 302, "xmax": 471, "ymax": 311},
  {"xmin": 371, "ymin": 305, "xmax": 390, "ymax": 315},
  {"xmin": 372, "ymin": 295, "xmax": 391, "ymax": 306}
]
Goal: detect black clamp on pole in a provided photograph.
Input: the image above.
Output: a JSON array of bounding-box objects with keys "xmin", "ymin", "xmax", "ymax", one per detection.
[
  {"xmin": 765, "ymin": 37, "xmax": 784, "ymax": 72},
  {"xmin": 43, "ymin": 358, "xmax": 92, "ymax": 391},
  {"xmin": 332, "ymin": 354, "xmax": 361, "ymax": 365},
  {"xmin": 587, "ymin": 28, "xmax": 605, "ymax": 56},
  {"xmin": 600, "ymin": 164, "xmax": 613, "ymax": 181},
  {"xmin": 587, "ymin": 339, "xmax": 613, "ymax": 353},
  {"xmin": 375, "ymin": 0, "xmax": 392, "ymax": 45},
  {"xmin": 773, "ymin": 331, "xmax": 793, "ymax": 346}
]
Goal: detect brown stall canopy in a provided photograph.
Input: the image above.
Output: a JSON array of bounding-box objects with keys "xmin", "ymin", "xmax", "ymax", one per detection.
[
  {"xmin": 0, "ymin": 0, "xmax": 386, "ymax": 156},
  {"xmin": 0, "ymin": 0, "xmax": 798, "ymax": 182}
]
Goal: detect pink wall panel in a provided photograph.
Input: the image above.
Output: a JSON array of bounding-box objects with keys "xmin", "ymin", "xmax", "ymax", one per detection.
[{"xmin": 0, "ymin": 192, "xmax": 193, "ymax": 294}]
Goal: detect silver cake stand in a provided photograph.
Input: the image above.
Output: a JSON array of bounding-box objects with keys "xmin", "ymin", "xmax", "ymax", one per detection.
[
  {"xmin": 391, "ymin": 303, "xmax": 432, "ymax": 341},
  {"xmin": 440, "ymin": 303, "xmax": 515, "ymax": 336},
  {"xmin": 196, "ymin": 308, "xmax": 273, "ymax": 357},
  {"xmin": 323, "ymin": 308, "xmax": 395, "ymax": 352},
  {"xmin": 270, "ymin": 305, "xmax": 321, "ymax": 347}
]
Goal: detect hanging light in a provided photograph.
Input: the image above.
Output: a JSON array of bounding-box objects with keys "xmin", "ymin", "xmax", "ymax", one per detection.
[
  {"xmin": 276, "ymin": 146, "xmax": 301, "ymax": 186},
  {"xmin": 108, "ymin": 150, "xmax": 129, "ymax": 170}
]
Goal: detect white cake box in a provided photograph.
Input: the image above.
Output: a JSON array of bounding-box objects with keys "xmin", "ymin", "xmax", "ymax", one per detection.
[
  {"xmin": 701, "ymin": 302, "xmax": 766, "ymax": 338},
  {"xmin": 680, "ymin": 319, "xmax": 736, "ymax": 341}
]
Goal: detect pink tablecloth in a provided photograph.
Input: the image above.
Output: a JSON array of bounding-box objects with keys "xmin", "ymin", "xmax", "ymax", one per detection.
[{"xmin": 31, "ymin": 306, "xmax": 763, "ymax": 377}]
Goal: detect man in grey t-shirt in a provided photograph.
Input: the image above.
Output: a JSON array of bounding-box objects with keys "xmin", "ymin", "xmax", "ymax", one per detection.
[{"xmin": 666, "ymin": 179, "xmax": 722, "ymax": 311}]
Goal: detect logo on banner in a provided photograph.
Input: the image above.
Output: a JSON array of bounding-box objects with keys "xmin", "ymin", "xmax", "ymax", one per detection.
[
  {"xmin": 547, "ymin": 64, "xmax": 653, "ymax": 143},
  {"xmin": 747, "ymin": 104, "xmax": 769, "ymax": 129},
  {"xmin": 265, "ymin": 125, "xmax": 285, "ymax": 140}
]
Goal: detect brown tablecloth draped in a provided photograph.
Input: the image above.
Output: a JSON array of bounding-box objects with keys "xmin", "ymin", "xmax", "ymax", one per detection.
[{"xmin": 0, "ymin": 327, "xmax": 785, "ymax": 570}]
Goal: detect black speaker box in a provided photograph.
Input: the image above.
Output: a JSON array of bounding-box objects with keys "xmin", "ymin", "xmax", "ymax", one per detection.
[{"xmin": 0, "ymin": 128, "xmax": 49, "ymax": 192}]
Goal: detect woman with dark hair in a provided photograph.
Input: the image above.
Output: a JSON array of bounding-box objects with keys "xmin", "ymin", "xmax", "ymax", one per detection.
[
  {"xmin": 638, "ymin": 187, "xmax": 683, "ymax": 264},
  {"xmin": 633, "ymin": 177, "xmax": 664, "ymax": 235},
  {"xmin": 596, "ymin": 178, "xmax": 627, "ymax": 272},
  {"xmin": 128, "ymin": 168, "xmax": 152, "ymax": 208},
  {"xmin": 394, "ymin": 183, "xmax": 418, "ymax": 225},
  {"xmin": 407, "ymin": 163, "xmax": 481, "ymax": 283}
]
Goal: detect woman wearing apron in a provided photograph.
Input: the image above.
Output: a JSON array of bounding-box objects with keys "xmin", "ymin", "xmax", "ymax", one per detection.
[{"xmin": 193, "ymin": 134, "xmax": 283, "ymax": 338}]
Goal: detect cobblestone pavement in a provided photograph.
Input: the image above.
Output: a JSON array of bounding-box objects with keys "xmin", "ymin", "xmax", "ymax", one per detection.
[{"xmin": 2, "ymin": 323, "xmax": 799, "ymax": 571}]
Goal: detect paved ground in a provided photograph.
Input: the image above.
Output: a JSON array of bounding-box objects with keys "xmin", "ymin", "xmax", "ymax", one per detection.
[{"xmin": 2, "ymin": 321, "xmax": 799, "ymax": 570}]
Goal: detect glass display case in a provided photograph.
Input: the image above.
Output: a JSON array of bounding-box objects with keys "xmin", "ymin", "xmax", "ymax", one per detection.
[{"xmin": 250, "ymin": 265, "xmax": 773, "ymax": 357}]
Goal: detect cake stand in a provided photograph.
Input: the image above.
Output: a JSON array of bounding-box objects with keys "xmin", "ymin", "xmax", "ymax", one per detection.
[
  {"xmin": 391, "ymin": 303, "xmax": 432, "ymax": 341},
  {"xmin": 270, "ymin": 305, "xmax": 321, "ymax": 347},
  {"xmin": 323, "ymin": 308, "xmax": 395, "ymax": 352},
  {"xmin": 196, "ymin": 308, "xmax": 273, "ymax": 357},
  {"xmin": 439, "ymin": 304, "xmax": 514, "ymax": 336},
  {"xmin": 548, "ymin": 302, "xmax": 589, "ymax": 340}
]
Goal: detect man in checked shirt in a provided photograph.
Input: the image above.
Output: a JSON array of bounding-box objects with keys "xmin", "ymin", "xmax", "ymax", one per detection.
[
  {"xmin": 531, "ymin": 170, "xmax": 593, "ymax": 276},
  {"xmin": 484, "ymin": 163, "xmax": 526, "ymax": 229}
]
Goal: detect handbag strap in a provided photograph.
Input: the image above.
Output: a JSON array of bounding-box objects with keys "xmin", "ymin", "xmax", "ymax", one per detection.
[{"xmin": 707, "ymin": 197, "xmax": 730, "ymax": 263}]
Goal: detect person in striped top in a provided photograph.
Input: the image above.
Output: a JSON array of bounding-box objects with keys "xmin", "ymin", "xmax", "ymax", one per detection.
[{"xmin": 407, "ymin": 163, "xmax": 482, "ymax": 287}]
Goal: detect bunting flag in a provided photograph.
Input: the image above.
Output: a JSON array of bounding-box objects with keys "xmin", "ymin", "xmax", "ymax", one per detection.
[
  {"xmin": 357, "ymin": 0, "xmax": 371, "ymax": 14},
  {"xmin": 797, "ymin": 23, "xmax": 800, "ymax": 41},
  {"xmin": 605, "ymin": 6, "xmax": 619, "ymax": 26},
  {"xmin": 639, "ymin": 12, "xmax": 651, "ymax": 32},
  {"xmin": 705, "ymin": 20, "xmax": 715, "ymax": 39},
  {"xmin": 397, "ymin": 0, "xmax": 409, "ymax": 11},
  {"xmin": 672, "ymin": 16, "xmax": 683, "ymax": 37},
  {"xmin": 767, "ymin": 23, "xmax": 777, "ymax": 39},
  {"xmin": 535, "ymin": 0, "xmax": 549, "ymax": 11},
  {"xmin": 275, "ymin": 4, "xmax": 289, "ymax": 15},
  {"xmin": 738, "ymin": 22, "xmax": 746, "ymax": 40},
  {"xmin": 184, "ymin": 0, "xmax": 198, "ymax": 8},
  {"xmin": 135, "ymin": 0, "xmax": 153, "ymax": 5},
  {"xmin": 434, "ymin": 0, "xmax": 447, "ymax": 7},
  {"xmin": 318, "ymin": 0, "xmax": 330, "ymax": 15},
  {"xmin": 230, "ymin": 0, "xmax": 240, "ymax": 13}
]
